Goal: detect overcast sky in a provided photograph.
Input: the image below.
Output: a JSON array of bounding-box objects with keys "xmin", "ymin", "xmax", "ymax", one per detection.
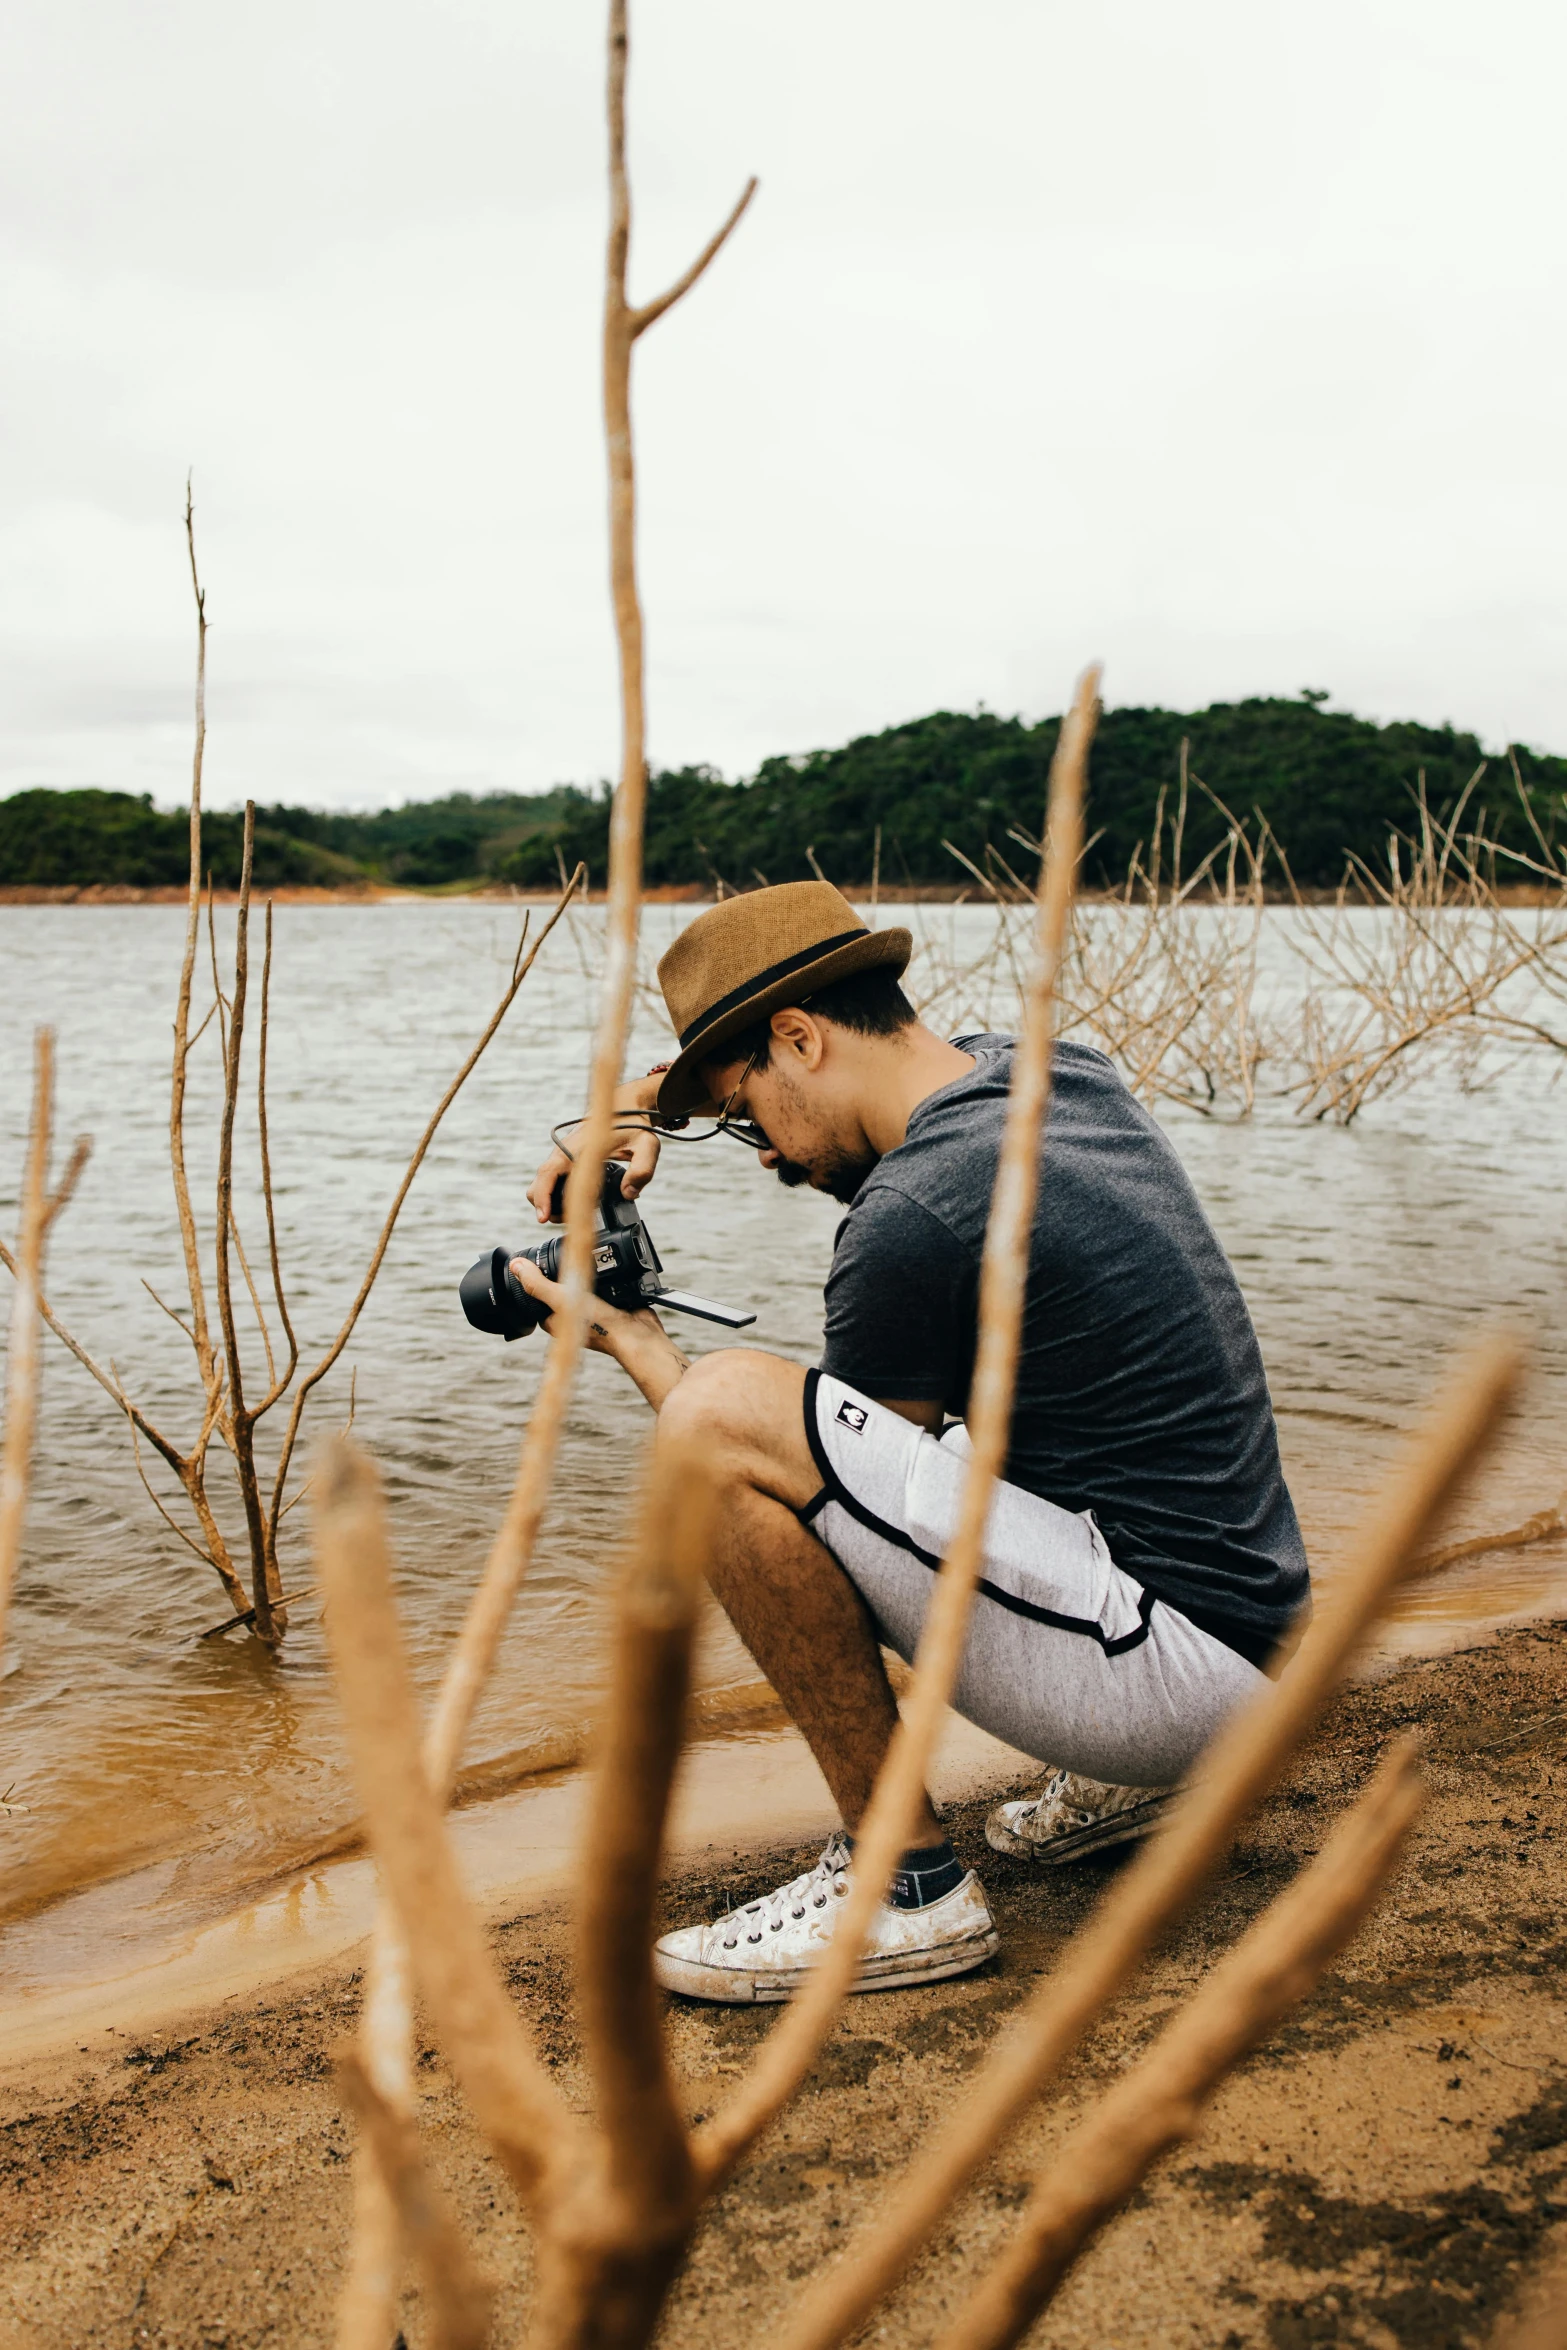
[{"xmin": 2, "ymin": 0, "xmax": 1564, "ymax": 813}]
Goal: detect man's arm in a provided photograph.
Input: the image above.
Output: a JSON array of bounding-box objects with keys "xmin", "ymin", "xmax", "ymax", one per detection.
[
  {"xmin": 527, "ymin": 1066, "xmax": 711, "ymax": 1225},
  {"xmin": 509, "ymin": 1256, "xmax": 690, "ymax": 1410}
]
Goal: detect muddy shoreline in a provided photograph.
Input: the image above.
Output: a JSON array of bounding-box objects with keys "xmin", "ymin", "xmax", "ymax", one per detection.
[{"xmin": 2, "ymin": 1622, "xmax": 1565, "ymax": 2347}]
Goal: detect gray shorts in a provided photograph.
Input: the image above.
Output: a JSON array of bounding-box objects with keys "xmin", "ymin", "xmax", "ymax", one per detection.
[{"xmin": 801, "ymin": 1370, "xmax": 1266, "ymax": 1789}]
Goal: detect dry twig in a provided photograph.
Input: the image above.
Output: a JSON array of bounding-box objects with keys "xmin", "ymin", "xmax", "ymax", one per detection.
[
  {"xmin": 0, "ymin": 1031, "xmax": 90, "ymax": 1661},
  {"xmin": 335, "ymin": 15, "xmax": 755, "ymax": 2329},
  {"xmin": 336, "ymin": 2048, "xmax": 494, "ymax": 2350},
  {"xmin": 313, "ymin": 1440, "xmax": 572, "ymax": 2197},
  {"xmin": 1284, "ymin": 774, "xmax": 1567, "ymax": 1121},
  {"xmin": 314, "ymin": 1434, "xmax": 720, "ymax": 2350},
  {"xmin": 693, "ymin": 663, "xmax": 1097, "ymax": 2192}
]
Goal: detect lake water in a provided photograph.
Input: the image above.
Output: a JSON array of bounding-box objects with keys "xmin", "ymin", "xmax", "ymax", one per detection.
[{"xmin": 1, "ymin": 900, "xmax": 1564, "ymax": 1979}]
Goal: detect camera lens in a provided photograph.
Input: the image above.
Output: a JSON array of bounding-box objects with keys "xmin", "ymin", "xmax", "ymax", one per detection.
[{"xmin": 459, "ymin": 1245, "xmax": 543, "ymax": 1341}]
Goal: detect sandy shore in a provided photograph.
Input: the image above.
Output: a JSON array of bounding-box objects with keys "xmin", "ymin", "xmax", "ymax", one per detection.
[{"xmin": 2, "ymin": 1622, "xmax": 1564, "ymax": 2348}]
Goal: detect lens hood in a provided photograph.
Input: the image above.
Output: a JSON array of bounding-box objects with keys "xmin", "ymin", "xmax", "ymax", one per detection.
[{"xmin": 459, "ymin": 1245, "xmax": 540, "ymax": 1341}]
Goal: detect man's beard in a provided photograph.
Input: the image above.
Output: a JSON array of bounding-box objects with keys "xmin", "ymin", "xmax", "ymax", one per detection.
[{"xmin": 773, "ymin": 1144, "xmax": 875, "ymax": 1204}]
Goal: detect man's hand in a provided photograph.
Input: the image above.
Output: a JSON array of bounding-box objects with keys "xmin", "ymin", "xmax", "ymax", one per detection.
[
  {"xmin": 526, "ymin": 1072, "xmax": 667, "ymax": 1225},
  {"xmin": 510, "ymin": 1255, "xmax": 689, "ymax": 1411}
]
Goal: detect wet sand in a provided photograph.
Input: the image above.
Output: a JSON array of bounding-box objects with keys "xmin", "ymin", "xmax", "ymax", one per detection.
[{"xmin": 2, "ymin": 1621, "xmax": 1565, "ymax": 2349}]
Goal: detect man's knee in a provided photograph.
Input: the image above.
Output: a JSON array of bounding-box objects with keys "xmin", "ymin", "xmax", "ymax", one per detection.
[{"xmin": 656, "ymin": 1350, "xmax": 816, "ymax": 1509}]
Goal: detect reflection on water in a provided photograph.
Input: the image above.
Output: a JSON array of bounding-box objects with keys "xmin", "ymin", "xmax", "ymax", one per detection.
[{"xmin": 0, "ymin": 902, "xmax": 1564, "ymax": 1947}]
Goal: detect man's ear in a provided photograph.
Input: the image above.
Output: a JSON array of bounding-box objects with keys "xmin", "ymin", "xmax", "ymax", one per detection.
[{"xmin": 770, "ymin": 1006, "xmax": 826, "ymax": 1069}]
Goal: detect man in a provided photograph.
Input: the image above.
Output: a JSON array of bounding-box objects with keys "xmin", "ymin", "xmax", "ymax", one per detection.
[{"xmin": 521, "ymin": 881, "xmax": 1309, "ymax": 2004}]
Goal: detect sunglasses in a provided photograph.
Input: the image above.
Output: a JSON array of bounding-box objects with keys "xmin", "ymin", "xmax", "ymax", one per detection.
[
  {"xmin": 711, "ymin": 1045, "xmax": 771, "ymax": 1150},
  {"xmin": 548, "ymin": 1051, "xmax": 773, "ymax": 1167}
]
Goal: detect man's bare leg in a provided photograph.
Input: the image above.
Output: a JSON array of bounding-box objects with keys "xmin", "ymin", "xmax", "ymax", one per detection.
[{"xmin": 655, "ymin": 1350, "xmax": 945, "ymax": 1846}]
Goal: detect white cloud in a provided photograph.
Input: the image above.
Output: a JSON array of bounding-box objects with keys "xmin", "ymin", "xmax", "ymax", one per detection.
[{"xmin": 2, "ymin": 0, "xmax": 1563, "ymax": 811}]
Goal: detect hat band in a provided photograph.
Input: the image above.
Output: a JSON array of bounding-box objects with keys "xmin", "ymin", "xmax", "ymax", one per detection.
[{"xmin": 676, "ymin": 928, "xmax": 868, "ymax": 1051}]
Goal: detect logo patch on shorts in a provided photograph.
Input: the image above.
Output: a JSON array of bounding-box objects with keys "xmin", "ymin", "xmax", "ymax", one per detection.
[{"xmin": 835, "ymin": 1400, "xmax": 868, "ymax": 1433}]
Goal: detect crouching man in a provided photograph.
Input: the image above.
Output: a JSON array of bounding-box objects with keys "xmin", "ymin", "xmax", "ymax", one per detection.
[{"xmin": 519, "ymin": 882, "xmax": 1309, "ymax": 2003}]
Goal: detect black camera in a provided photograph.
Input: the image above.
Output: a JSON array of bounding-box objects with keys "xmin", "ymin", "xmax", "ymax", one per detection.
[{"xmin": 459, "ymin": 1161, "xmax": 756, "ymax": 1342}]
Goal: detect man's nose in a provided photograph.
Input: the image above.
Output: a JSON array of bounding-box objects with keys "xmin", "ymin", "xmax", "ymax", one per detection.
[{"xmin": 759, "ymin": 1147, "xmax": 780, "ymax": 1168}]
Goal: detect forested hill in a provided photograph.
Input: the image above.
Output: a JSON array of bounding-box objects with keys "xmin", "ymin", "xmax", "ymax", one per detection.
[
  {"xmin": 2, "ymin": 697, "xmax": 1561, "ymax": 893},
  {"xmin": 0, "ymin": 786, "xmax": 579, "ymax": 892},
  {"xmin": 508, "ymin": 700, "xmax": 1563, "ymax": 892}
]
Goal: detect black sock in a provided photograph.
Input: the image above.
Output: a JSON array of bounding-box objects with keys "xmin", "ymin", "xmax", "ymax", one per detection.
[{"xmin": 848, "ymin": 1835, "xmax": 964, "ymax": 1910}]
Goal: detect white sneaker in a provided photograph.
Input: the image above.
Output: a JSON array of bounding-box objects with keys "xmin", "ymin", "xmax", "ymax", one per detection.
[
  {"xmin": 652, "ymin": 1831, "xmax": 1001, "ymax": 2005},
  {"xmin": 985, "ymin": 1767, "xmax": 1176, "ymax": 1865}
]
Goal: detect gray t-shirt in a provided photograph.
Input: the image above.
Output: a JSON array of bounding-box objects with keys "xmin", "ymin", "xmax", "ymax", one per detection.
[{"xmin": 820, "ymin": 1037, "xmax": 1309, "ymax": 1662}]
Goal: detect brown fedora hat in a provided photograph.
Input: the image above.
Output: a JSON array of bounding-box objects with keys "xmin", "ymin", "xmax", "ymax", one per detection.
[{"xmin": 654, "ymin": 881, "xmax": 912, "ymax": 1117}]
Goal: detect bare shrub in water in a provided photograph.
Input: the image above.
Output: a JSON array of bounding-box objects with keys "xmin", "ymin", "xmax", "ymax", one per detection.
[
  {"xmin": 0, "ymin": 492, "xmax": 584, "ymax": 1646},
  {"xmin": 915, "ymin": 741, "xmax": 1273, "ymax": 1115},
  {"xmin": 1284, "ymin": 764, "xmax": 1567, "ymax": 1120},
  {"xmin": 907, "ymin": 753, "xmax": 1567, "ymax": 1126}
]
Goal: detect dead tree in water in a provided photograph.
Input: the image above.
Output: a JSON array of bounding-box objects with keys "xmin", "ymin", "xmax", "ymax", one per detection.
[
  {"xmin": 0, "ymin": 490, "xmax": 584, "ymax": 1644},
  {"xmin": 1285, "ymin": 766, "xmax": 1567, "ymax": 1121},
  {"xmin": 0, "ymin": 1031, "xmax": 89, "ymax": 1666}
]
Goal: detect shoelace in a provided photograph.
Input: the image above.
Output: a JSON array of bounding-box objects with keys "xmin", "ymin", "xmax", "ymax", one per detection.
[
  {"xmin": 1017, "ymin": 1768, "xmax": 1070, "ymax": 1823},
  {"xmin": 717, "ymin": 1832, "xmax": 852, "ymax": 1950},
  {"xmin": 1016, "ymin": 1769, "xmax": 1102, "ymax": 1835}
]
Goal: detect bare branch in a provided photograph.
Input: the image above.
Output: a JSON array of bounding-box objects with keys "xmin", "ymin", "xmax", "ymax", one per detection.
[
  {"xmin": 266, "ymin": 874, "xmax": 583, "ymax": 1562},
  {"xmin": 606, "ymin": 0, "xmax": 757, "ymax": 344},
  {"xmin": 170, "ymin": 478, "xmax": 218, "ymax": 1397},
  {"xmin": 698, "ymin": 664, "xmax": 1097, "ymax": 2191},
  {"xmin": 126, "ymin": 1411, "xmax": 218, "ymax": 1572},
  {"xmin": 43, "ymin": 1135, "xmax": 91, "ymax": 1231},
  {"xmin": 929, "ymin": 1738, "xmax": 1424, "ymax": 2350},
  {"xmin": 628, "ymin": 177, "xmax": 758, "ymax": 338},
  {"xmin": 141, "ymin": 1278, "xmax": 197, "ymax": 1344},
  {"xmin": 337, "ymin": 1918, "xmax": 418, "ymax": 2350},
  {"xmin": 310, "ymin": 1437, "xmax": 578, "ymax": 2200},
  {"xmin": 1, "ymin": 1033, "xmax": 56, "ymax": 1657},
  {"xmin": 337, "ymin": 2050, "xmax": 493, "ymax": 2350},
  {"xmin": 212, "ymin": 802, "xmax": 281, "ymax": 1642},
  {"xmin": 253, "ymin": 898, "xmax": 299, "ymax": 1417},
  {"xmin": 229, "ymin": 1206, "xmax": 276, "ymax": 1391},
  {"xmin": 573, "ymin": 1442, "xmax": 713, "ymax": 2228},
  {"xmin": 342, "ymin": 15, "xmax": 756, "ymax": 2308},
  {"xmin": 276, "ymin": 1374, "xmax": 356, "ymax": 1531},
  {"xmin": 205, "ymin": 879, "xmax": 230, "ymax": 1055},
  {"xmin": 198, "ymin": 1586, "xmax": 313, "ymax": 1641},
  {"xmin": 0, "ymin": 1237, "xmax": 187, "ymax": 1476}
]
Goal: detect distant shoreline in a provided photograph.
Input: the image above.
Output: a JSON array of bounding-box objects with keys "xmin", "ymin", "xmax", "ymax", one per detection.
[{"xmin": 1, "ymin": 880, "xmax": 1556, "ymax": 909}]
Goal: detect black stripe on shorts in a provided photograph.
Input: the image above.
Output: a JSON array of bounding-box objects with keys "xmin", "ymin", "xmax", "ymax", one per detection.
[{"xmin": 800, "ymin": 1367, "xmax": 1156, "ymax": 1659}]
